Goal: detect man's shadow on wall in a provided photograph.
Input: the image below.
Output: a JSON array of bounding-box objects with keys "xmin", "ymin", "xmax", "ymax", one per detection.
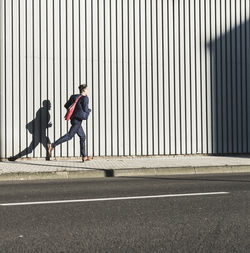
[{"xmin": 8, "ymin": 100, "xmax": 52, "ymax": 161}]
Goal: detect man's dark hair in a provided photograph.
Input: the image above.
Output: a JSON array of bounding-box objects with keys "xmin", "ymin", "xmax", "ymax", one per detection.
[{"xmin": 79, "ymin": 84, "xmax": 87, "ymax": 93}]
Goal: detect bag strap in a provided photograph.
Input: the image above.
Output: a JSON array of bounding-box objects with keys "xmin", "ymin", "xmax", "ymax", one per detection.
[{"xmin": 73, "ymin": 94, "xmax": 83, "ymax": 106}]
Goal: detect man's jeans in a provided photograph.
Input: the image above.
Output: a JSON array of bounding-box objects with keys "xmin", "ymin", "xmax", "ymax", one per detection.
[{"xmin": 52, "ymin": 119, "xmax": 86, "ymax": 157}]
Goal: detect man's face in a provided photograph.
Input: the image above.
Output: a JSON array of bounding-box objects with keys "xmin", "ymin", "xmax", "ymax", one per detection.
[{"xmin": 83, "ymin": 87, "xmax": 88, "ymax": 95}]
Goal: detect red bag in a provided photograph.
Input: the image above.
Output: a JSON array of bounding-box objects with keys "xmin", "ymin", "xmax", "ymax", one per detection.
[{"xmin": 64, "ymin": 95, "xmax": 83, "ymax": 121}]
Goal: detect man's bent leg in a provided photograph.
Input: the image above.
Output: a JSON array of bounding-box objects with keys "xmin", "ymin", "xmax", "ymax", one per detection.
[{"xmin": 52, "ymin": 120, "xmax": 81, "ymax": 148}]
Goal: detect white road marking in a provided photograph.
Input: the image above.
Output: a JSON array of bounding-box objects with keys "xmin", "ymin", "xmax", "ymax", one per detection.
[{"xmin": 0, "ymin": 192, "xmax": 229, "ymax": 206}]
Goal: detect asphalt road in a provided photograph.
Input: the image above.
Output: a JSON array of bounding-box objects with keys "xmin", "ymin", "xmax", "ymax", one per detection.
[{"xmin": 0, "ymin": 174, "xmax": 250, "ymax": 253}]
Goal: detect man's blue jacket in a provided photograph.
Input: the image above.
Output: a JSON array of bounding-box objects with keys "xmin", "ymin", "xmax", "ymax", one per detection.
[{"xmin": 65, "ymin": 94, "xmax": 91, "ymax": 121}]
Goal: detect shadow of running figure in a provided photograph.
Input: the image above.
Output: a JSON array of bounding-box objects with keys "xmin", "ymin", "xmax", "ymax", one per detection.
[{"xmin": 8, "ymin": 100, "xmax": 52, "ymax": 161}]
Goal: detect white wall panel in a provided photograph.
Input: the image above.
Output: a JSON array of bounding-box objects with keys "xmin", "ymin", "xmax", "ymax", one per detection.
[
  {"xmin": 200, "ymin": 0, "xmax": 207, "ymax": 154},
  {"xmin": 5, "ymin": 0, "xmax": 13, "ymax": 156},
  {"xmin": 1, "ymin": 0, "xmax": 250, "ymax": 159},
  {"xmin": 129, "ymin": 0, "xmax": 135, "ymax": 156},
  {"xmin": 145, "ymin": 0, "xmax": 152, "ymax": 155},
  {"xmin": 0, "ymin": 0, "xmax": 5, "ymax": 158},
  {"xmin": 162, "ymin": 0, "xmax": 169, "ymax": 155},
  {"xmin": 184, "ymin": 0, "xmax": 191, "ymax": 154},
  {"xmin": 179, "ymin": 0, "xmax": 186, "ymax": 155}
]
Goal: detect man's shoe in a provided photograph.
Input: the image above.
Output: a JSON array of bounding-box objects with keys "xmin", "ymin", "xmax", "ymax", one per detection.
[
  {"xmin": 8, "ymin": 156, "xmax": 17, "ymax": 162},
  {"xmin": 82, "ymin": 156, "xmax": 93, "ymax": 162},
  {"xmin": 47, "ymin": 143, "xmax": 53, "ymax": 157}
]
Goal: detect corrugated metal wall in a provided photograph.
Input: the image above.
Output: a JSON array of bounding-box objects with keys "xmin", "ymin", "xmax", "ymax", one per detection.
[{"xmin": 1, "ymin": 0, "xmax": 250, "ymax": 159}]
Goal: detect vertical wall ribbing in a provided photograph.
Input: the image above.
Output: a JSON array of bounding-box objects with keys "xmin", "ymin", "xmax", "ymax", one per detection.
[
  {"xmin": 183, "ymin": 0, "xmax": 187, "ymax": 154},
  {"xmin": 199, "ymin": 0, "xmax": 203, "ymax": 154},
  {"xmin": 128, "ymin": 0, "xmax": 131, "ymax": 155},
  {"xmin": 64, "ymin": 0, "xmax": 67, "ymax": 157},
  {"xmin": 72, "ymin": 0, "xmax": 75, "ymax": 156},
  {"xmin": 52, "ymin": 0, "xmax": 55, "ymax": 158},
  {"xmin": 85, "ymin": 0, "xmax": 88, "ymax": 155},
  {"xmin": 0, "ymin": 0, "xmax": 5, "ymax": 159},
  {"xmin": 178, "ymin": 0, "xmax": 182, "ymax": 154},
  {"xmin": 46, "ymin": 0, "xmax": 48, "ymax": 156},
  {"xmin": 5, "ymin": 0, "xmax": 7, "ymax": 158},
  {"xmin": 246, "ymin": 0, "xmax": 249, "ymax": 152},
  {"xmin": 31, "ymin": 0, "xmax": 34, "ymax": 157},
  {"xmin": 18, "ymin": 0, "xmax": 21, "ymax": 154},
  {"xmin": 97, "ymin": 0, "xmax": 100, "ymax": 156},
  {"xmin": 39, "ymin": 0, "xmax": 42, "ymax": 157},
  {"xmin": 167, "ymin": 0, "xmax": 171, "ymax": 154},
  {"xmin": 110, "ymin": 0, "xmax": 113, "ymax": 156},
  {"xmin": 103, "ymin": 0, "xmax": 107, "ymax": 156},
  {"xmin": 244, "ymin": 0, "xmax": 248, "ymax": 152},
  {"xmin": 230, "ymin": 0, "xmax": 234, "ymax": 152},
  {"xmin": 91, "ymin": 0, "xmax": 94, "ymax": 156},
  {"xmin": 25, "ymin": 0, "xmax": 28, "ymax": 156}
]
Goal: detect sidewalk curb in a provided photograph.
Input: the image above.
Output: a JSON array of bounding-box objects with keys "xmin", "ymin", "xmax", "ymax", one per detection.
[
  {"xmin": 0, "ymin": 170, "xmax": 106, "ymax": 181},
  {"xmin": 113, "ymin": 165, "xmax": 250, "ymax": 177},
  {"xmin": 1, "ymin": 164, "xmax": 250, "ymax": 181}
]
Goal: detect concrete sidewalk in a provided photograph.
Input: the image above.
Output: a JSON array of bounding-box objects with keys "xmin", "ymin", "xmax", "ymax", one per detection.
[{"xmin": 1, "ymin": 155, "xmax": 250, "ymax": 181}]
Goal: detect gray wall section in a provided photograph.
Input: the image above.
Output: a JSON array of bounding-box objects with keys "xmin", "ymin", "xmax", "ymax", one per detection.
[{"xmin": 1, "ymin": 0, "xmax": 250, "ymax": 159}]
